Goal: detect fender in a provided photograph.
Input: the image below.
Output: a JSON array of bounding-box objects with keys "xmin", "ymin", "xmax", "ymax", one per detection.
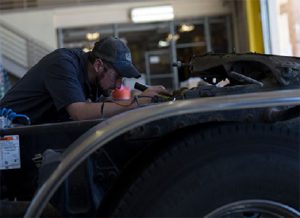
[{"xmin": 25, "ymin": 88, "xmax": 300, "ymax": 217}]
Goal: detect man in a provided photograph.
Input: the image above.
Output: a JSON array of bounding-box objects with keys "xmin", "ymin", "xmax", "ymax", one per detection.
[{"xmin": 0, "ymin": 36, "xmax": 169, "ymax": 124}]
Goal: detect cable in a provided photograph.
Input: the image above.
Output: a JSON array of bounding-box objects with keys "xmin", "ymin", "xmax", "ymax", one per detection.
[{"xmin": 99, "ymin": 96, "xmax": 154, "ymax": 118}]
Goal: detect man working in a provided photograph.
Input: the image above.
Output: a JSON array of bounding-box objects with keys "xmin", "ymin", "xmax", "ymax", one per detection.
[{"xmin": 0, "ymin": 36, "xmax": 169, "ymax": 124}]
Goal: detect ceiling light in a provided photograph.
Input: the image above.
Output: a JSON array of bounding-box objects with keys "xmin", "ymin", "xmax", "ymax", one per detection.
[
  {"xmin": 179, "ymin": 24, "xmax": 195, "ymax": 32},
  {"xmin": 166, "ymin": 33, "xmax": 180, "ymax": 41},
  {"xmin": 158, "ymin": 40, "xmax": 169, "ymax": 47},
  {"xmin": 86, "ymin": 32, "xmax": 100, "ymax": 41},
  {"xmin": 131, "ymin": 5, "xmax": 174, "ymax": 23}
]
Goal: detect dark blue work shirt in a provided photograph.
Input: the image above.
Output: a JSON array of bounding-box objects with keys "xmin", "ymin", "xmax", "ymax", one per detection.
[{"xmin": 0, "ymin": 48, "xmax": 97, "ymax": 124}]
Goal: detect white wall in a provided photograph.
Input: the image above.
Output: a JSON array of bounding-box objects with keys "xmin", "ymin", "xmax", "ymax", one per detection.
[
  {"xmin": 53, "ymin": 0, "xmax": 230, "ymax": 28},
  {"xmin": 0, "ymin": 0, "xmax": 230, "ymax": 49},
  {"xmin": 0, "ymin": 10, "xmax": 56, "ymax": 49}
]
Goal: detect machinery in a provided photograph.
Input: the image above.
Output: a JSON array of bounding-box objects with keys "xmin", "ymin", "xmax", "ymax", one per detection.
[{"xmin": 0, "ymin": 53, "xmax": 300, "ymax": 217}]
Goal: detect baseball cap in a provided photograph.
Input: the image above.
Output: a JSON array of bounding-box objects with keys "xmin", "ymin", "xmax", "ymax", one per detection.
[{"xmin": 92, "ymin": 36, "xmax": 141, "ymax": 79}]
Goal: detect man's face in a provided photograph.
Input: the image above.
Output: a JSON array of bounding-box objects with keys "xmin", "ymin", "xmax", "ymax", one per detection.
[{"xmin": 95, "ymin": 61, "xmax": 123, "ymax": 95}]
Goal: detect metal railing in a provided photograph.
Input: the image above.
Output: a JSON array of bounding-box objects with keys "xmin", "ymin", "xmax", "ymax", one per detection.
[{"xmin": 0, "ymin": 21, "xmax": 53, "ymax": 77}]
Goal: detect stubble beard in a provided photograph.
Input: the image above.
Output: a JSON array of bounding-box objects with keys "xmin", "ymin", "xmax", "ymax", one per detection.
[{"xmin": 96, "ymin": 74, "xmax": 112, "ymax": 97}]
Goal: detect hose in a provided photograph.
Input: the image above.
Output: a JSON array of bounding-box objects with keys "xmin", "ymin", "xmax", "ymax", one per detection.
[{"xmin": 0, "ymin": 107, "xmax": 31, "ymax": 128}]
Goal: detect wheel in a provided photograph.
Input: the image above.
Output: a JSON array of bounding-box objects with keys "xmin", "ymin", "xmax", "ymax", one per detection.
[{"xmin": 99, "ymin": 123, "xmax": 300, "ymax": 217}]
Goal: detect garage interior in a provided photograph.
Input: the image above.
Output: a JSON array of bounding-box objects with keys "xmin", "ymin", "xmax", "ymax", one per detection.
[
  {"xmin": 0, "ymin": 1, "xmax": 300, "ymax": 217},
  {"xmin": 0, "ymin": 0, "xmax": 299, "ymax": 93}
]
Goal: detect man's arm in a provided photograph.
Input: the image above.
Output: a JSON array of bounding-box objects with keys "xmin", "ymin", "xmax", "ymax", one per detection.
[{"xmin": 66, "ymin": 100, "xmax": 136, "ymax": 120}]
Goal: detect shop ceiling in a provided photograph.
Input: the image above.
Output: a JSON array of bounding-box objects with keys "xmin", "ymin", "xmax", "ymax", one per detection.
[{"xmin": 0, "ymin": 0, "xmax": 162, "ymax": 12}]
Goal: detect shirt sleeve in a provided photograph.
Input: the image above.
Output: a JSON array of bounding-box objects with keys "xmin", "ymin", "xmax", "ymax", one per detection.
[{"xmin": 44, "ymin": 58, "xmax": 86, "ymax": 111}]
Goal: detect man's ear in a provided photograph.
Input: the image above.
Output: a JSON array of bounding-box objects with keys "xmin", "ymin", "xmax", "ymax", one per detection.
[{"xmin": 94, "ymin": 58, "xmax": 104, "ymax": 72}]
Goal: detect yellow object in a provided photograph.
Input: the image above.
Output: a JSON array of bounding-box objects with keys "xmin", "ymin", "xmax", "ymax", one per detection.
[{"xmin": 246, "ymin": 0, "xmax": 264, "ymax": 53}]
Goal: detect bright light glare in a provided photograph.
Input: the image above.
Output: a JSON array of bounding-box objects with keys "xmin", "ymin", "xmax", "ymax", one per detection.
[
  {"xmin": 83, "ymin": 47, "xmax": 91, "ymax": 53},
  {"xmin": 158, "ymin": 40, "xmax": 169, "ymax": 47},
  {"xmin": 86, "ymin": 32, "xmax": 100, "ymax": 41},
  {"xmin": 131, "ymin": 5, "xmax": 174, "ymax": 23},
  {"xmin": 166, "ymin": 33, "xmax": 179, "ymax": 41},
  {"xmin": 179, "ymin": 24, "xmax": 195, "ymax": 32}
]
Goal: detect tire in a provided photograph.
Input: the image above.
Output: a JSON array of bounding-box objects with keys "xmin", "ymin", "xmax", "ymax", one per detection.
[{"xmin": 101, "ymin": 123, "xmax": 300, "ymax": 217}]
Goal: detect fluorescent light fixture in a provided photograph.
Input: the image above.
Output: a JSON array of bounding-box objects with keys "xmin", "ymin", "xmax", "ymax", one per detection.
[{"xmin": 131, "ymin": 5, "xmax": 174, "ymax": 23}]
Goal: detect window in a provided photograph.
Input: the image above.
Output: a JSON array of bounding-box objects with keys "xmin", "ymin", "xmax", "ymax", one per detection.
[{"xmin": 59, "ymin": 15, "xmax": 233, "ymax": 89}]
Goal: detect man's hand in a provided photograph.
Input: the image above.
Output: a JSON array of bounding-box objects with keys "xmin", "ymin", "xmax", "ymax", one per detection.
[{"xmin": 142, "ymin": 85, "xmax": 172, "ymax": 97}]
